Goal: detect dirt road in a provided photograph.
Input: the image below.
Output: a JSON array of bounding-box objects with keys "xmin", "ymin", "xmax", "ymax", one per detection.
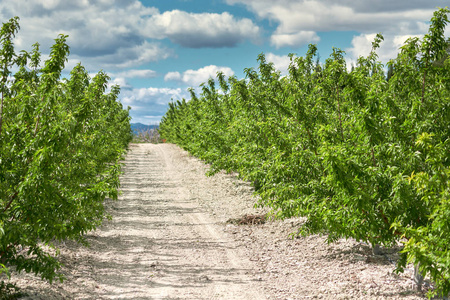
[
  {"xmin": 95, "ymin": 143, "xmax": 266, "ymax": 299},
  {"xmin": 12, "ymin": 143, "xmax": 426, "ymax": 299},
  {"xmin": 14, "ymin": 143, "xmax": 266, "ymax": 299}
]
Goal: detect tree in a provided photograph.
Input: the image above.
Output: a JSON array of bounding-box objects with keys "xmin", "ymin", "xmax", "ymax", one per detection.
[{"xmin": 0, "ymin": 17, "xmax": 132, "ymax": 283}]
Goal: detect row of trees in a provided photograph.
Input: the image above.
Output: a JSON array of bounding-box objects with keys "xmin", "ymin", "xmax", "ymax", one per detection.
[
  {"xmin": 0, "ymin": 17, "xmax": 132, "ymax": 283},
  {"xmin": 160, "ymin": 8, "xmax": 450, "ymax": 297}
]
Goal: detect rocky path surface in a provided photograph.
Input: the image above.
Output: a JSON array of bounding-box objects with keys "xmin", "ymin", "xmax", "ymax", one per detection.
[{"xmin": 10, "ymin": 143, "xmax": 427, "ymax": 299}]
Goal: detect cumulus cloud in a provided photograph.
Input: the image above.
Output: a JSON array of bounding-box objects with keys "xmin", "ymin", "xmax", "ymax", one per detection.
[
  {"xmin": 165, "ymin": 65, "xmax": 235, "ymax": 87},
  {"xmin": 0, "ymin": 0, "xmax": 170, "ymax": 72},
  {"xmin": 226, "ymin": 0, "xmax": 439, "ymax": 48},
  {"xmin": 145, "ymin": 10, "xmax": 261, "ymax": 48}
]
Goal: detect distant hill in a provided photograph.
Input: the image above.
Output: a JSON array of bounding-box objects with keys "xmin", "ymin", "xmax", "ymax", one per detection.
[{"xmin": 130, "ymin": 123, "xmax": 159, "ymax": 134}]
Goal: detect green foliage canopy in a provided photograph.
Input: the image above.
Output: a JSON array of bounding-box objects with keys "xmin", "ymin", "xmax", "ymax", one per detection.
[{"xmin": 0, "ymin": 17, "xmax": 132, "ymax": 282}]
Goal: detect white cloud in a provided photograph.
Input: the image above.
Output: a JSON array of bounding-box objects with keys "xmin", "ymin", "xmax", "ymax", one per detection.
[
  {"xmin": 227, "ymin": 0, "xmax": 436, "ymax": 32},
  {"xmin": 165, "ymin": 65, "xmax": 235, "ymax": 87},
  {"xmin": 63, "ymin": 41, "xmax": 172, "ymax": 72},
  {"xmin": 121, "ymin": 87, "xmax": 185, "ymax": 106},
  {"xmin": 226, "ymin": 0, "xmax": 439, "ymax": 48},
  {"xmin": 265, "ymin": 53, "xmax": 292, "ymax": 74},
  {"xmin": 144, "ymin": 10, "xmax": 261, "ymax": 48},
  {"xmin": 4, "ymin": 1, "xmax": 159, "ymax": 52},
  {"xmin": 271, "ymin": 31, "xmax": 320, "ymax": 48},
  {"xmin": 103, "ymin": 41, "xmax": 174, "ymax": 69},
  {"xmin": 347, "ymin": 34, "xmax": 378, "ymax": 60},
  {"xmin": 0, "ymin": 1, "xmax": 168, "ymax": 72},
  {"xmin": 164, "ymin": 72, "xmax": 182, "ymax": 82}
]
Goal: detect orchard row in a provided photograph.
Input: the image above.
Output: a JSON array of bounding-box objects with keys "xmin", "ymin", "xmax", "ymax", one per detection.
[
  {"xmin": 160, "ymin": 8, "xmax": 450, "ymax": 297},
  {"xmin": 0, "ymin": 17, "xmax": 132, "ymax": 282}
]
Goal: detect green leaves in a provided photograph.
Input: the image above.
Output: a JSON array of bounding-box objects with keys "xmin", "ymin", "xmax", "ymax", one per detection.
[
  {"xmin": 0, "ymin": 18, "xmax": 132, "ymax": 282},
  {"xmin": 398, "ymin": 139, "xmax": 450, "ymax": 297}
]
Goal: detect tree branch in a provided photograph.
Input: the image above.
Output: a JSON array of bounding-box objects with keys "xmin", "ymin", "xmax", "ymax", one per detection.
[{"xmin": 3, "ymin": 191, "xmax": 18, "ymax": 213}]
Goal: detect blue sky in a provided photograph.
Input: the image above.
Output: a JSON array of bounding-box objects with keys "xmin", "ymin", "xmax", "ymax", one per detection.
[{"xmin": 1, "ymin": 0, "xmax": 448, "ymax": 124}]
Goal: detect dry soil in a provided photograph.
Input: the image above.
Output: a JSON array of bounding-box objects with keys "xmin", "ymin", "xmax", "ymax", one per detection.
[{"xmin": 8, "ymin": 143, "xmax": 429, "ymax": 299}]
